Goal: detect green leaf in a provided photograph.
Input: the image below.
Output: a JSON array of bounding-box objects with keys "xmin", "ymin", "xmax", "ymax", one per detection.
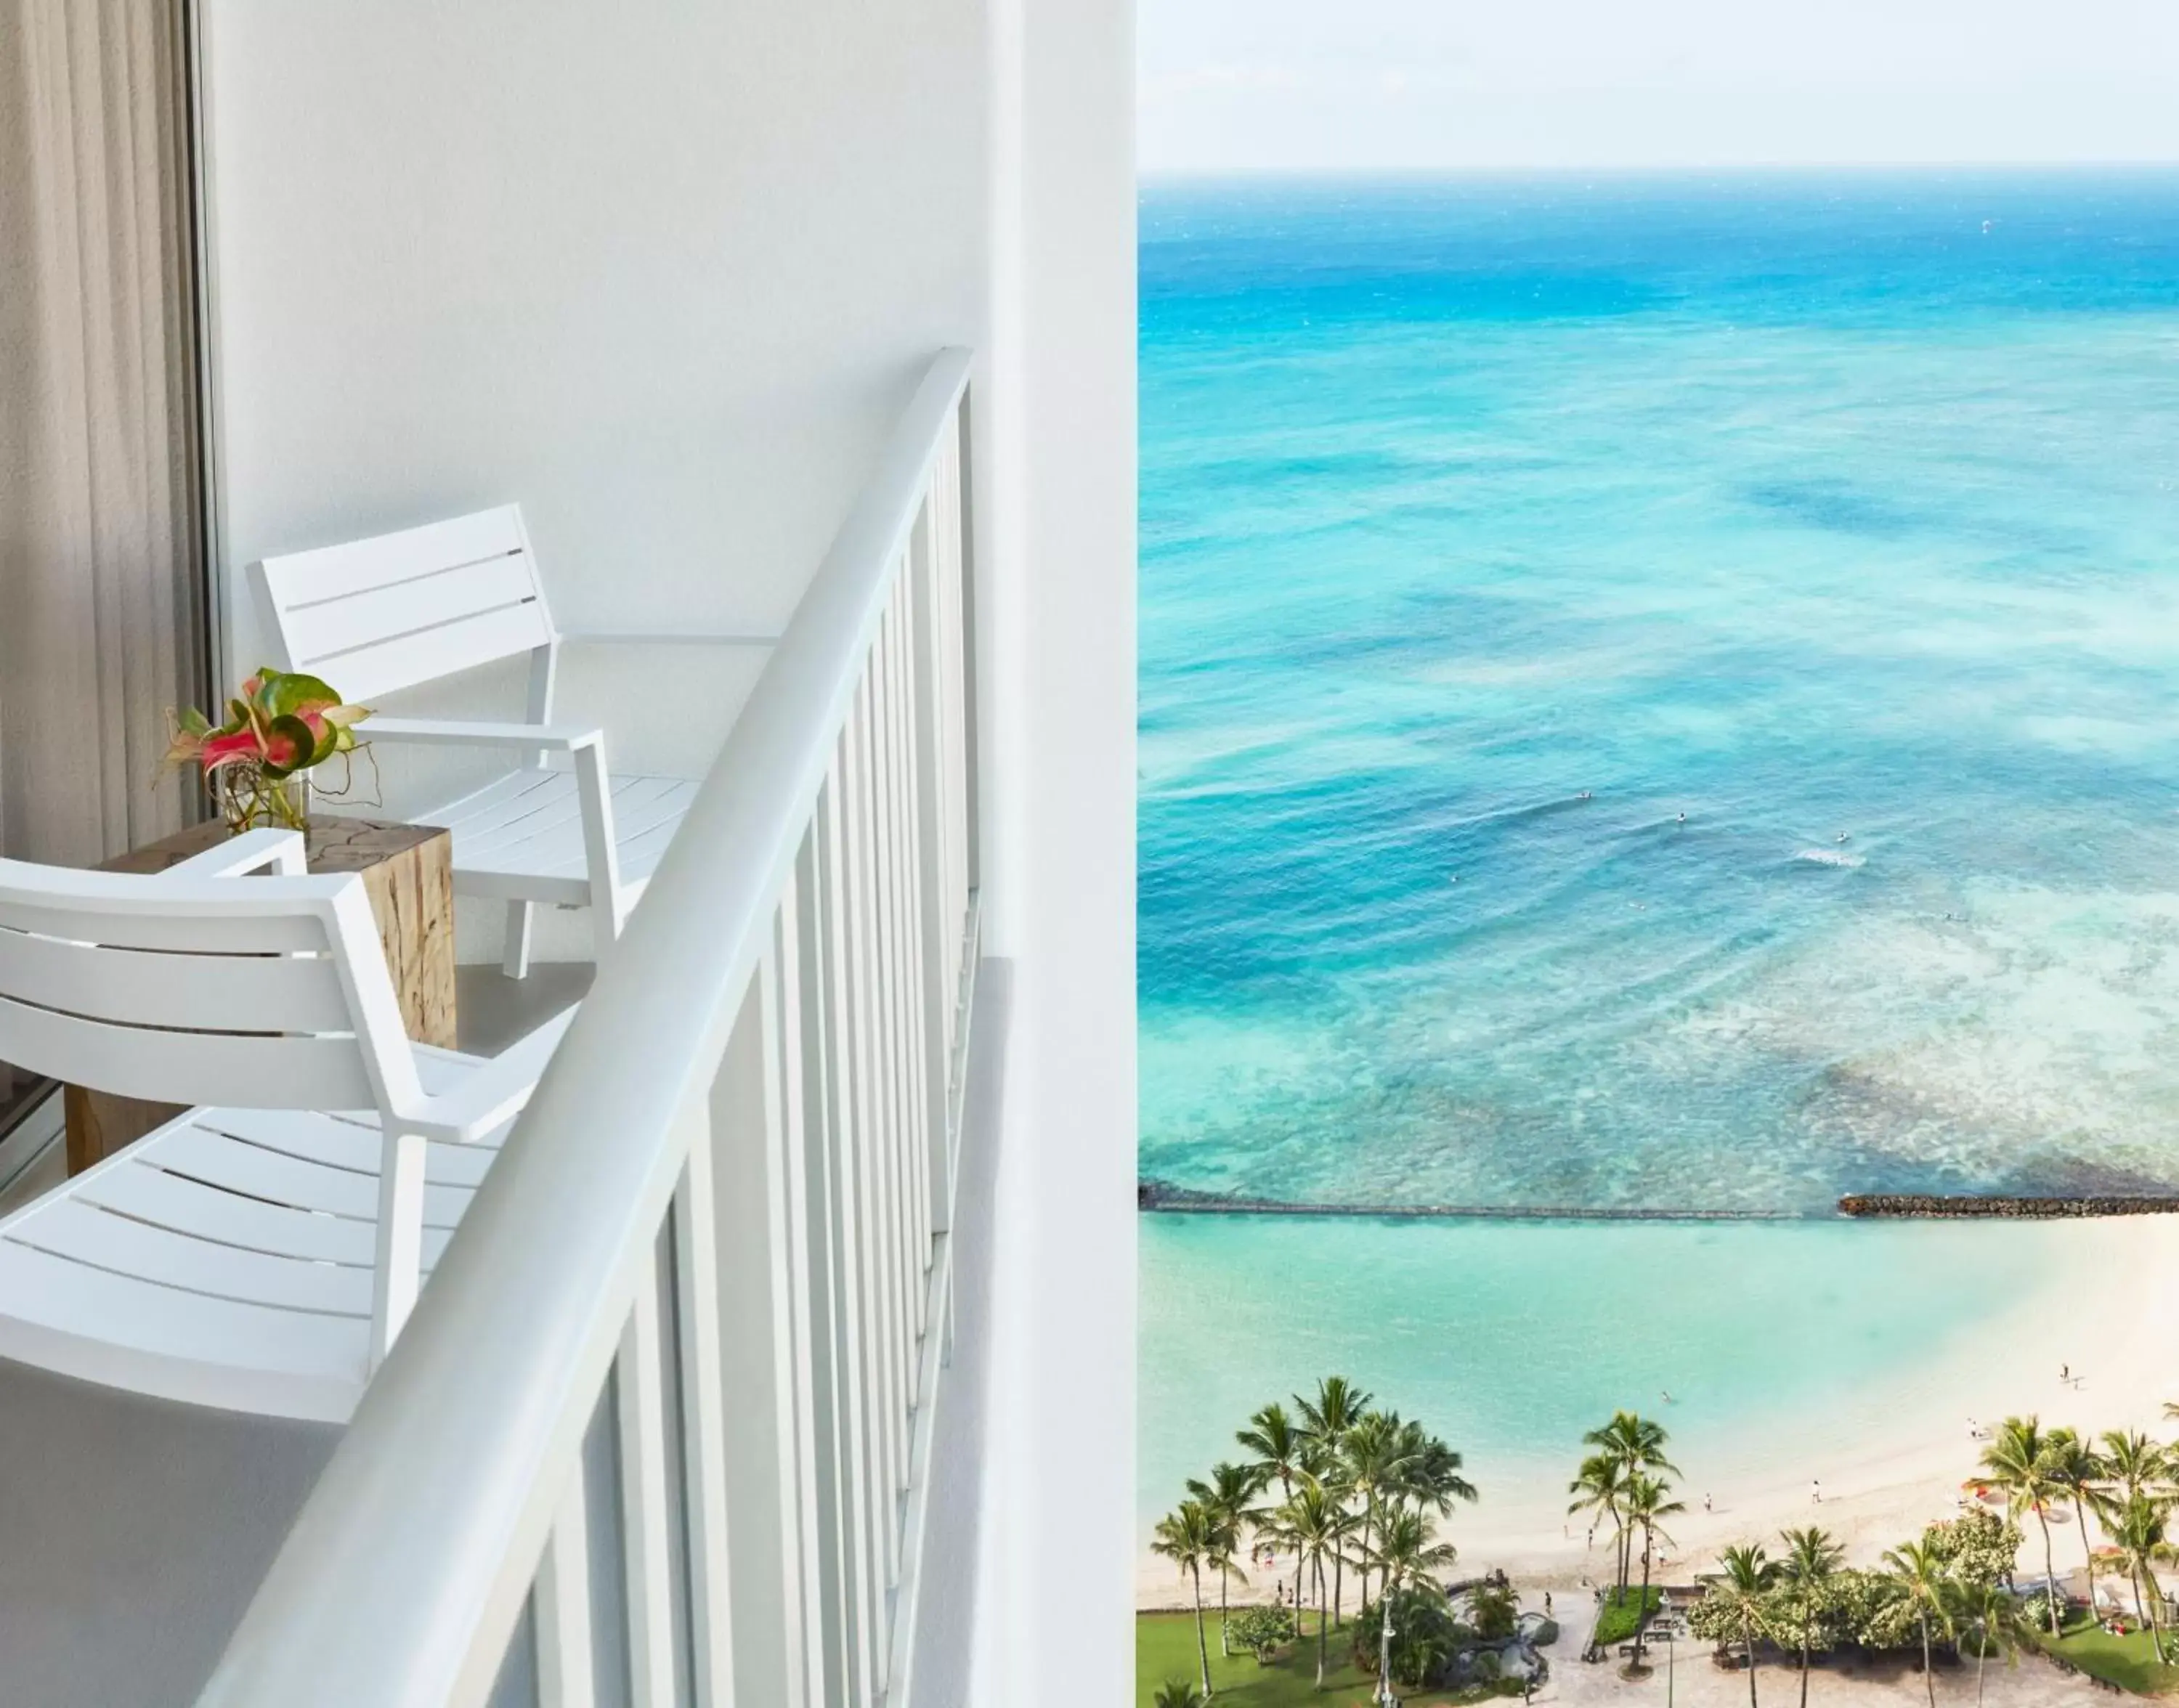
[
  {"xmin": 261, "ymin": 669, "xmax": 345, "ymax": 719},
  {"xmin": 259, "ymin": 713, "xmax": 320, "ymax": 778}
]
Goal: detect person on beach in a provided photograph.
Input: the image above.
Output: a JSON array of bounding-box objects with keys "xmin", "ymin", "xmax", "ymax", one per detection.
[
  {"xmin": 1704, "ymin": 1492, "xmax": 1712, "ymax": 1513},
  {"xmin": 1545, "ymin": 1593, "xmax": 1554, "ymax": 1618},
  {"xmin": 1811, "ymin": 1479, "xmax": 1822, "ymax": 1505}
]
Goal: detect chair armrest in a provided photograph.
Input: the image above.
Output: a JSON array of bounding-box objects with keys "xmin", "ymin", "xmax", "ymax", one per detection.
[
  {"xmin": 405, "ymin": 1007, "xmax": 579, "ymax": 1144},
  {"xmin": 364, "ymin": 717, "xmax": 604, "ymax": 753},
  {"xmin": 164, "ymin": 828, "xmax": 308, "ymax": 877}
]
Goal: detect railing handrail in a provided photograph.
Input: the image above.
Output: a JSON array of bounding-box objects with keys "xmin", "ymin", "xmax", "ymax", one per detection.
[{"xmin": 199, "ymin": 347, "xmax": 975, "ymax": 1707}]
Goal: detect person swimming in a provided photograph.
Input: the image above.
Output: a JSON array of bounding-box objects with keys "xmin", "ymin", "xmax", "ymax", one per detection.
[{"xmin": 1676, "ymin": 812, "xmax": 1687, "ymax": 824}]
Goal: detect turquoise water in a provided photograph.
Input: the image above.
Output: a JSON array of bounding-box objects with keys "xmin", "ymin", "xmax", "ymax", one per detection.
[
  {"xmin": 1142, "ymin": 172, "xmax": 2179, "ymax": 1213},
  {"xmin": 1137, "ymin": 174, "xmax": 2179, "ymax": 1533},
  {"xmin": 1139, "ymin": 1212, "xmax": 2064, "ymax": 1536}
]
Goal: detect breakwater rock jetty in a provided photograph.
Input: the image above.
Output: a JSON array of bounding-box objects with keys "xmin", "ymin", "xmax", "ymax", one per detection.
[
  {"xmin": 1838, "ymin": 1194, "xmax": 2179, "ymax": 1219},
  {"xmin": 1135, "ymin": 1179, "xmax": 1802, "ymax": 1221},
  {"xmin": 1137, "ymin": 1180, "xmax": 2179, "ymax": 1221}
]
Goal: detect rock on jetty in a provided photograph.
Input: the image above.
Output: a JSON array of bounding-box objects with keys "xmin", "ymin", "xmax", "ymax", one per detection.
[{"xmin": 1838, "ymin": 1194, "xmax": 2179, "ymax": 1219}]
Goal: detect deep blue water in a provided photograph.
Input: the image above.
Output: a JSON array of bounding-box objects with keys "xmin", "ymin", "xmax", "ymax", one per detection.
[{"xmin": 1138, "ymin": 172, "xmax": 2179, "ymax": 1213}]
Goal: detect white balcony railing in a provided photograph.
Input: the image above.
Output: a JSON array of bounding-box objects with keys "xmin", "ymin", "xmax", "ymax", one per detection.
[{"xmin": 198, "ymin": 348, "xmax": 981, "ymax": 1708}]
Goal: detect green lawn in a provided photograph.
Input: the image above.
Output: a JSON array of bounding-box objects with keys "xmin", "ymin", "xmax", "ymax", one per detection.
[
  {"xmin": 1137, "ymin": 1611, "xmax": 1525, "ymax": 1707},
  {"xmin": 2036, "ymin": 1616, "xmax": 2179, "ymax": 1696},
  {"xmin": 1590, "ymin": 1586, "xmax": 1663, "ymax": 1648}
]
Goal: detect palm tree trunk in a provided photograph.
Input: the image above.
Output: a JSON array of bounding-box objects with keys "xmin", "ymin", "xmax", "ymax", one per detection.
[
  {"xmin": 1634, "ymin": 1531, "xmax": 1655, "ymax": 1667},
  {"xmin": 1315, "ymin": 1556, "xmax": 1328, "ymax": 1690},
  {"xmin": 1332, "ymin": 1548, "xmax": 1344, "ymax": 1630},
  {"xmin": 2037, "ymin": 1511, "xmax": 2061, "ymax": 1635},
  {"xmin": 2074, "ymin": 1495, "xmax": 2097, "ymax": 1617},
  {"xmin": 1745, "ymin": 1612, "xmax": 1760, "ymax": 1708},
  {"xmin": 2143, "ymin": 1561, "xmax": 2168, "ymax": 1645},
  {"xmin": 1221, "ymin": 1568, "xmax": 1231, "ymax": 1656},
  {"xmin": 1920, "ymin": 1616, "xmax": 1936, "ymax": 1708},
  {"xmin": 1975, "ymin": 1619, "xmax": 1987, "ymax": 1708},
  {"xmin": 1193, "ymin": 1563, "xmax": 1212, "ymax": 1701},
  {"xmin": 1799, "ymin": 1625, "xmax": 1811, "ymax": 1708}
]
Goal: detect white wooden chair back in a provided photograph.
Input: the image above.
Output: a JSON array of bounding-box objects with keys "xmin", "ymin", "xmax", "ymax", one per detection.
[
  {"xmin": 250, "ymin": 505, "xmax": 559, "ymax": 712},
  {"xmin": 0, "ymin": 861, "xmax": 426, "ymax": 1122}
]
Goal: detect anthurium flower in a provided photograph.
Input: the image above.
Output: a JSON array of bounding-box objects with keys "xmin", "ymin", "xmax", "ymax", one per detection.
[
  {"xmin": 161, "ymin": 667, "xmax": 371, "ymax": 789},
  {"xmin": 198, "ymin": 725, "xmax": 267, "ymax": 773}
]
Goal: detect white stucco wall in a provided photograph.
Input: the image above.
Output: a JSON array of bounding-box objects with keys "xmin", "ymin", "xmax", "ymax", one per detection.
[{"xmin": 199, "ymin": 0, "xmax": 994, "ymax": 956}]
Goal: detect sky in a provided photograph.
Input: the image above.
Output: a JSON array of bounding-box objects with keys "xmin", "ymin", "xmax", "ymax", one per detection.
[{"xmin": 1140, "ymin": 0, "xmax": 2179, "ymax": 174}]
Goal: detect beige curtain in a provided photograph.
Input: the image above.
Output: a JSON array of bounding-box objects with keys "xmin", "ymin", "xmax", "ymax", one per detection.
[{"xmin": 0, "ymin": 0, "xmax": 207, "ymax": 871}]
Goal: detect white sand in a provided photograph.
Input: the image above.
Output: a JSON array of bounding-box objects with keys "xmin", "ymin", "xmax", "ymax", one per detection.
[{"xmin": 1140, "ymin": 1217, "xmax": 2179, "ymax": 1612}]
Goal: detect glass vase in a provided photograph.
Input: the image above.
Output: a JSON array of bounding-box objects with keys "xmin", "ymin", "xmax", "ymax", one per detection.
[{"xmin": 212, "ymin": 765, "xmax": 309, "ymax": 836}]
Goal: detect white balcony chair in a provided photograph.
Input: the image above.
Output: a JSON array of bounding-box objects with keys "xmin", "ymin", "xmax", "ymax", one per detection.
[
  {"xmin": 251, "ymin": 505, "xmax": 699, "ymax": 976},
  {"xmin": 0, "ymin": 830, "xmax": 573, "ymax": 1423}
]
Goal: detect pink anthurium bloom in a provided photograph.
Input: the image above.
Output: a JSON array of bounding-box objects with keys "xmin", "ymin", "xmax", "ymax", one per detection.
[{"xmin": 198, "ymin": 726, "xmax": 267, "ymax": 773}]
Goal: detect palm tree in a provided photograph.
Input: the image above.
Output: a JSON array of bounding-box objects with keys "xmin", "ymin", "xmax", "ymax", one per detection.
[
  {"xmin": 1341, "ymin": 1411, "xmax": 1414, "ymax": 1614},
  {"xmin": 2110, "ymin": 1492, "xmax": 2176, "ymax": 1664},
  {"xmin": 2102, "ymin": 1431, "xmax": 2172, "ymax": 1622},
  {"xmin": 1273, "ymin": 1479, "xmax": 1350, "ymax": 1691},
  {"xmin": 1238, "ymin": 1403, "xmax": 1307, "ymax": 1607},
  {"xmin": 1187, "ymin": 1463, "xmax": 1265, "ymax": 1656},
  {"xmin": 1153, "ymin": 1683, "xmax": 1207, "ymax": 1708},
  {"xmin": 2044, "ymin": 1428, "xmax": 2107, "ymax": 1624},
  {"xmin": 1882, "ymin": 1536, "xmax": 1956, "ymax": 1708},
  {"xmin": 1777, "ymin": 1526, "xmax": 1843, "ymax": 1708},
  {"xmin": 1960, "ymin": 1582, "xmax": 2032, "ymax": 1708},
  {"xmin": 1625, "ymin": 1471, "xmax": 1685, "ymax": 1669},
  {"xmin": 1365, "ymin": 1505, "xmax": 1459, "ymax": 1598},
  {"xmin": 1710, "ymin": 1543, "xmax": 1780, "ymax": 1707},
  {"xmin": 1296, "ymin": 1378, "xmax": 1373, "ymax": 1628},
  {"xmin": 1583, "ymin": 1411, "xmax": 1678, "ymax": 1598},
  {"xmin": 1153, "ymin": 1500, "xmax": 1219, "ymax": 1701},
  {"xmin": 1979, "ymin": 1416, "xmax": 2064, "ymax": 1635},
  {"xmin": 1396, "ymin": 1426, "xmax": 1478, "ymax": 1522},
  {"xmin": 1568, "ymin": 1451, "xmax": 1631, "ymax": 1596},
  {"xmin": 1295, "ymin": 1376, "xmax": 1373, "ymax": 1457}
]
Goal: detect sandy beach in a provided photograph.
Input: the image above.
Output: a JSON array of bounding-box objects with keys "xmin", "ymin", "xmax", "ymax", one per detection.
[{"xmin": 1139, "ymin": 1216, "xmax": 2179, "ymax": 1612}]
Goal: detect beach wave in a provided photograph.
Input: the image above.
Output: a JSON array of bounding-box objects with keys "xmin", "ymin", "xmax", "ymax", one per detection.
[{"xmin": 1794, "ymin": 847, "xmax": 1866, "ymax": 868}]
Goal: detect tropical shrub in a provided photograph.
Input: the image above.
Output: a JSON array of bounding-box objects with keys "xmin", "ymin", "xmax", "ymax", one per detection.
[
  {"xmin": 1352, "ymin": 1585, "xmax": 1467, "ymax": 1687},
  {"xmin": 1592, "ymin": 1585, "xmax": 1662, "ymax": 1646},
  {"xmin": 1152, "ymin": 1682, "xmax": 1206, "ymax": 1708},
  {"xmin": 1228, "ymin": 1605, "xmax": 1296, "ymax": 1665},
  {"xmin": 1923, "ymin": 1505, "xmax": 2022, "ymax": 1595},
  {"xmin": 1467, "ymin": 1581, "xmax": 1519, "ymax": 1642}
]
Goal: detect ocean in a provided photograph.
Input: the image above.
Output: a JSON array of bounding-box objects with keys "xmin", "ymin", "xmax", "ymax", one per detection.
[{"xmin": 1137, "ymin": 172, "xmax": 2179, "ymax": 1537}]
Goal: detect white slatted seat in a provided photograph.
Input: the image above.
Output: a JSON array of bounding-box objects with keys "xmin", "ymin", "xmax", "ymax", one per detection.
[
  {"xmin": 0, "ymin": 830, "xmax": 574, "ymax": 1423},
  {"xmin": 251, "ymin": 505, "xmax": 698, "ymax": 974}
]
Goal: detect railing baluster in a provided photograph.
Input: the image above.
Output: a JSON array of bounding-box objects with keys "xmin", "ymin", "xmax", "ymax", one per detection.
[
  {"xmin": 672, "ymin": 1118, "xmax": 732, "ymax": 1708},
  {"xmin": 909, "ymin": 497, "xmax": 954, "ymax": 1243},
  {"xmin": 888, "ymin": 580, "xmax": 932, "ymax": 1308},
  {"xmin": 617, "ymin": 1263, "xmax": 676, "ymax": 1705},
  {"xmin": 770, "ymin": 869, "xmax": 829, "ymax": 1703},
  {"xmin": 821, "ymin": 744, "xmax": 885, "ymax": 1704},
  {"xmin": 535, "ymin": 1477, "xmax": 598, "ymax": 1708},
  {"xmin": 710, "ymin": 943, "xmax": 813, "ymax": 1707},
  {"xmin": 863, "ymin": 615, "xmax": 904, "ymax": 1460},
  {"xmin": 793, "ymin": 818, "xmax": 850, "ymax": 1705}
]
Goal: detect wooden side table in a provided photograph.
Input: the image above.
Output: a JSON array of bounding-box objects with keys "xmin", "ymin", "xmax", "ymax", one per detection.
[{"xmin": 67, "ymin": 816, "xmax": 456, "ymax": 1175}]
